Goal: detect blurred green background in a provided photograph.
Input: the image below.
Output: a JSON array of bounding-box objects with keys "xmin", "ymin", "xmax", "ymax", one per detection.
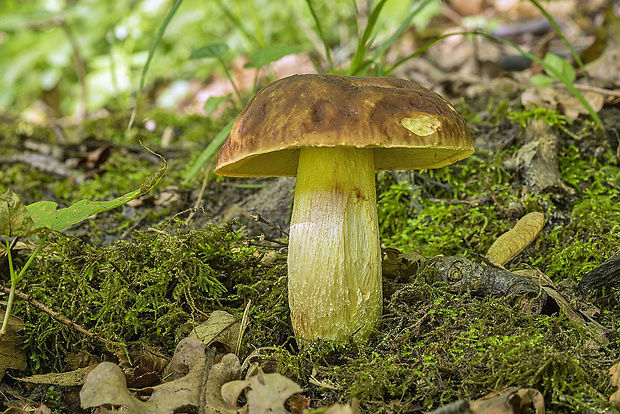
[{"xmin": 0, "ymin": 0, "xmax": 441, "ymax": 118}]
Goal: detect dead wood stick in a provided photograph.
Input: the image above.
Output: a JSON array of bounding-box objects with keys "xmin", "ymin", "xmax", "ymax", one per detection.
[
  {"xmin": 1, "ymin": 286, "xmax": 122, "ymax": 349},
  {"xmin": 250, "ymin": 213, "xmax": 289, "ymax": 237}
]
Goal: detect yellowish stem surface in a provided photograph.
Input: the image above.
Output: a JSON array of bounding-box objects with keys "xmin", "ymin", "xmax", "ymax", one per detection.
[{"xmin": 288, "ymin": 147, "xmax": 382, "ymax": 340}]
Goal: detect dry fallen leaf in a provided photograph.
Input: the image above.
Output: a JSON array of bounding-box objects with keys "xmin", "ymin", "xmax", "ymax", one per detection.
[
  {"xmin": 222, "ymin": 372, "xmax": 302, "ymax": 414},
  {"xmin": 469, "ymin": 387, "xmax": 545, "ymax": 413},
  {"xmin": 1, "ymin": 404, "xmax": 52, "ymax": 414},
  {"xmin": 520, "ymin": 86, "xmax": 604, "ymax": 121},
  {"xmin": 0, "ymin": 312, "xmax": 27, "ymax": 381},
  {"xmin": 18, "ymin": 365, "xmax": 97, "ymax": 386},
  {"xmin": 610, "ymin": 362, "xmax": 620, "ymax": 403},
  {"xmin": 81, "ymin": 338, "xmax": 206, "ymax": 413},
  {"xmin": 203, "ymin": 353, "xmax": 242, "ymax": 414},
  {"xmin": 323, "ymin": 401, "xmax": 361, "ymax": 414},
  {"xmin": 486, "ymin": 212, "xmax": 545, "ymax": 266},
  {"xmin": 584, "ymin": 6, "xmax": 620, "ymax": 87},
  {"xmin": 189, "ymin": 309, "xmax": 240, "ymax": 351}
]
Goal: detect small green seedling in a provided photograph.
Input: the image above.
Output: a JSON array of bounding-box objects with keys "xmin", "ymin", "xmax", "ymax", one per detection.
[
  {"xmin": 530, "ymin": 53, "xmax": 576, "ymax": 88},
  {"xmin": 190, "ymin": 43, "xmax": 243, "ymax": 109},
  {"xmin": 0, "ymin": 153, "xmax": 166, "ymax": 336}
]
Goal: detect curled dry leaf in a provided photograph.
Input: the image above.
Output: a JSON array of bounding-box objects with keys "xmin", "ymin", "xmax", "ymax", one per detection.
[
  {"xmin": 203, "ymin": 353, "xmax": 242, "ymax": 414},
  {"xmin": 429, "ymin": 387, "xmax": 545, "ymax": 413},
  {"xmin": 0, "ymin": 312, "xmax": 27, "ymax": 381},
  {"xmin": 520, "ymin": 86, "xmax": 604, "ymax": 122},
  {"xmin": 222, "ymin": 372, "xmax": 302, "ymax": 414},
  {"xmin": 470, "ymin": 387, "xmax": 545, "ymax": 413},
  {"xmin": 1, "ymin": 404, "xmax": 52, "ymax": 414},
  {"xmin": 610, "ymin": 362, "xmax": 620, "ymax": 403},
  {"xmin": 80, "ymin": 338, "xmax": 206, "ymax": 414},
  {"xmin": 486, "ymin": 212, "xmax": 545, "ymax": 266}
]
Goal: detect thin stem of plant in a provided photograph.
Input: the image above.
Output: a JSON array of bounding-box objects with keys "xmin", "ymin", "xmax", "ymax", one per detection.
[
  {"xmin": 1, "ymin": 232, "xmax": 49, "ymax": 335},
  {"xmin": 0, "ymin": 237, "xmax": 15, "ymax": 336},
  {"xmin": 218, "ymin": 57, "xmax": 243, "ymax": 107}
]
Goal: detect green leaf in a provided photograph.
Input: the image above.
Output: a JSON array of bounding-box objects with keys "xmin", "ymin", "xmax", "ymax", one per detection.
[
  {"xmin": 244, "ymin": 45, "xmax": 301, "ymax": 68},
  {"xmin": 0, "ymin": 190, "xmax": 37, "ymax": 237},
  {"xmin": 24, "ymin": 150, "xmax": 166, "ymax": 232},
  {"xmin": 529, "ymin": 74, "xmax": 554, "ymax": 87},
  {"xmin": 189, "ymin": 43, "xmax": 229, "ymax": 60},
  {"xmin": 543, "ymin": 53, "xmax": 576, "ymax": 83},
  {"xmin": 203, "ymin": 95, "xmax": 230, "ymax": 115}
]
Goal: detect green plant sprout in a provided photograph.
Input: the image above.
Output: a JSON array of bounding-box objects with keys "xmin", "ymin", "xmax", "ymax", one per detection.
[
  {"xmin": 507, "ymin": 107, "xmax": 580, "ymax": 139},
  {"xmin": 303, "ymin": 0, "xmax": 433, "ymax": 75},
  {"xmin": 189, "ymin": 43, "xmax": 243, "ymax": 110},
  {"xmin": 0, "ymin": 153, "xmax": 166, "ymax": 336},
  {"xmin": 385, "ymin": 31, "xmax": 603, "ymax": 131},
  {"xmin": 528, "ymin": 0, "xmax": 588, "ymax": 80}
]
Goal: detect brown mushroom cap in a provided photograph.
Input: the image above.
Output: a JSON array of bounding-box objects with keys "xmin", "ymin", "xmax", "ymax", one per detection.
[{"xmin": 214, "ymin": 74, "xmax": 474, "ymax": 177}]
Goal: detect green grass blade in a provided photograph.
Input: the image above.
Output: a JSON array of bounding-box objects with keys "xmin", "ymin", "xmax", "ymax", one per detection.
[
  {"xmin": 182, "ymin": 118, "xmax": 236, "ymax": 184},
  {"xmin": 304, "ymin": 0, "xmax": 334, "ymax": 71},
  {"xmin": 348, "ymin": 0, "xmax": 389, "ymax": 75},
  {"xmin": 369, "ymin": 0, "xmax": 433, "ymax": 66},
  {"xmin": 528, "ymin": 0, "xmax": 588, "ymax": 80},
  {"xmin": 127, "ymin": 0, "xmax": 184, "ymax": 132},
  {"xmin": 385, "ymin": 31, "xmax": 468, "ymax": 74}
]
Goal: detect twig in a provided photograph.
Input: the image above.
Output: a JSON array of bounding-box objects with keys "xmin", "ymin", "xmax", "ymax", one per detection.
[
  {"xmin": 235, "ymin": 299, "xmax": 251, "ymax": 356},
  {"xmin": 185, "ymin": 159, "xmax": 216, "ymax": 225},
  {"xmin": 1, "ymin": 285, "xmax": 122, "ymax": 350},
  {"xmin": 573, "ymin": 83, "xmax": 620, "ymax": 98},
  {"xmin": 250, "ymin": 213, "xmax": 289, "ymax": 237},
  {"xmin": 414, "ymin": 172, "xmax": 452, "ymax": 191}
]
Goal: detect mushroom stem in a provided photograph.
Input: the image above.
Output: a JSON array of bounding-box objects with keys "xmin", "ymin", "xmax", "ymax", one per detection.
[{"xmin": 288, "ymin": 146, "xmax": 382, "ymax": 340}]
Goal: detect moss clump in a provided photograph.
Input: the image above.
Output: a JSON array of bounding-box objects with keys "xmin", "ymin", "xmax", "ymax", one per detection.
[
  {"xmin": 538, "ymin": 145, "xmax": 620, "ymax": 281},
  {"xmin": 376, "ymin": 150, "xmax": 548, "ymax": 258},
  {"xmin": 277, "ymin": 264, "xmax": 617, "ymax": 413},
  {"xmin": 15, "ymin": 221, "xmax": 284, "ymax": 372}
]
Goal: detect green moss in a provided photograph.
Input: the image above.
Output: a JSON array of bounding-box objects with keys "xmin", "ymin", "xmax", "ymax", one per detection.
[
  {"xmin": 537, "ymin": 145, "xmax": 620, "ymax": 281},
  {"xmin": 275, "ymin": 266, "xmax": 616, "ymax": 413},
  {"xmin": 16, "ymin": 222, "xmax": 275, "ymax": 371},
  {"xmin": 376, "ymin": 150, "xmax": 548, "ymax": 257}
]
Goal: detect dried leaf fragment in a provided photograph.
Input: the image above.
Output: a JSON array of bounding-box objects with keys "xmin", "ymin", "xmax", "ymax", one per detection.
[
  {"xmin": 18, "ymin": 365, "xmax": 97, "ymax": 386},
  {"xmin": 80, "ymin": 338, "xmax": 206, "ymax": 414},
  {"xmin": 486, "ymin": 212, "xmax": 545, "ymax": 266},
  {"xmin": 429, "ymin": 387, "xmax": 545, "ymax": 413},
  {"xmin": 221, "ymin": 372, "xmax": 302, "ymax": 414},
  {"xmin": 203, "ymin": 353, "xmax": 242, "ymax": 414},
  {"xmin": 0, "ymin": 312, "xmax": 27, "ymax": 381},
  {"xmin": 189, "ymin": 310, "xmax": 240, "ymax": 351},
  {"xmin": 610, "ymin": 362, "xmax": 620, "ymax": 403},
  {"xmin": 0, "ymin": 190, "xmax": 37, "ymax": 237}
]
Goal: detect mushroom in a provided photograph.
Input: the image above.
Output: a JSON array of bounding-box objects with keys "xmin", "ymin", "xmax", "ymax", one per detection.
[{"xmin": 214, "ymin": 74, "xmax": 473, "ymax": 340}]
